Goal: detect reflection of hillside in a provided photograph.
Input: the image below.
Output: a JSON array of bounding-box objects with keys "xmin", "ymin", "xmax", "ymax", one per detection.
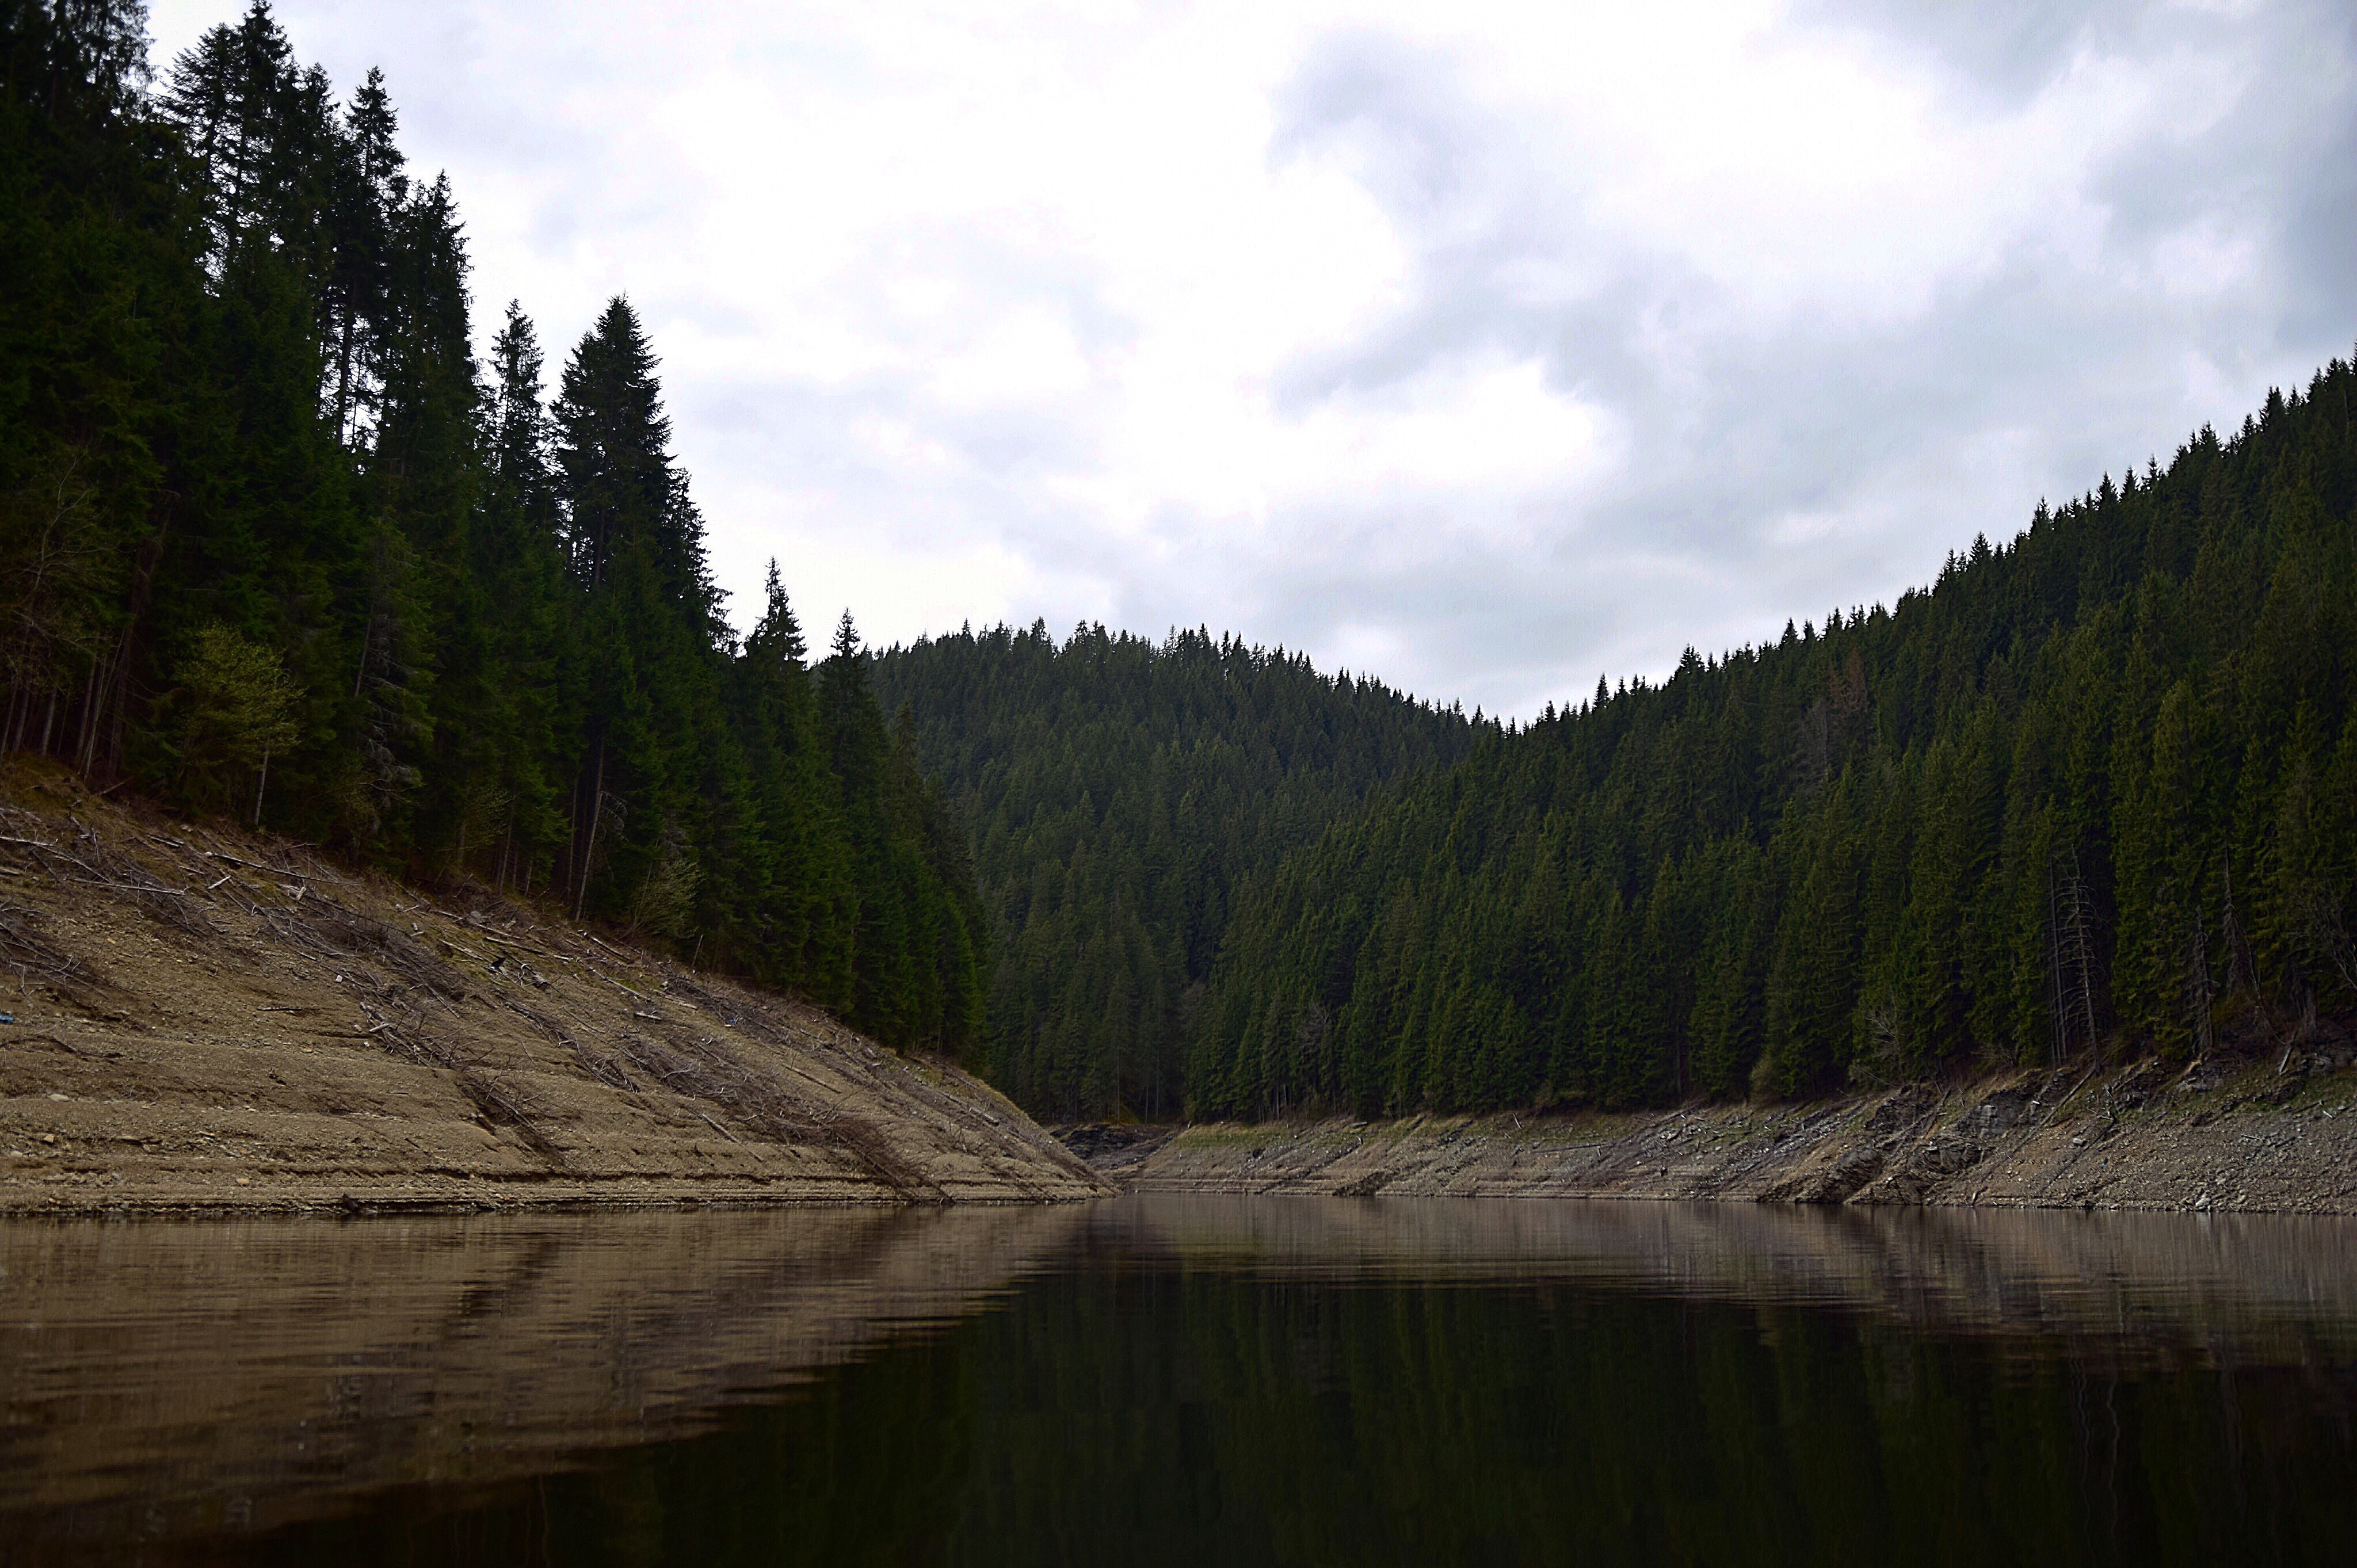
[
  {"xmin": 0, "ymin": 1205, "xmax": 1084, "ymax": 1549},
  {"xmin": 10, "ymin": 1199, "xmax": 2357, "ymax": 1560},
  {"xmin": 1099, "ymin": 1196, "xmax": 2357, "ymax": 1360}
]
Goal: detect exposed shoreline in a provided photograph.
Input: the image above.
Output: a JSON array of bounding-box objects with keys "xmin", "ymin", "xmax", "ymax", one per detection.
[
  {"xmin": 1072, "ymin": 1048, "xmax": 2357, "ymax": 1215},
  {"xmin": 0, "ymin": 765, "xmax": 1105, "ymax": 1215}
]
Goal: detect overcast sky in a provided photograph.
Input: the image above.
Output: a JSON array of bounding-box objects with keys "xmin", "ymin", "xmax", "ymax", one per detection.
[{"xmin": 148, "ymin": 0, "xmax": 2357, "ymax": 718}]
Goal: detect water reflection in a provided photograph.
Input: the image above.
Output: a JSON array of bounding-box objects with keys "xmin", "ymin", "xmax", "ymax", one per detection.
[
  {"xmin": 0, "ymin": 1206, "xmax": 1086, "ymax": 1556},
  {"xmin": 4, "ymin": 1197, "xmax": 2355, "ymax": 1565},
  {"xmin": 1099, "ymin": 1197, "xmax": 2357, "ymax": 1362}
]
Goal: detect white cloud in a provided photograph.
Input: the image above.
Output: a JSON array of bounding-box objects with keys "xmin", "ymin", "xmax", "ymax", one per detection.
[{"xmin": 145, "ymin": 0, "xmax": 2357, "ymax": 715}]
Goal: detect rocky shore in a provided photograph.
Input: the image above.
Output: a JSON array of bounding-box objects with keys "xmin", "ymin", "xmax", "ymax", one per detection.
[{"xmin": 1075, "ymin": 1046, "xmax": 2357, "ymax": 1214}]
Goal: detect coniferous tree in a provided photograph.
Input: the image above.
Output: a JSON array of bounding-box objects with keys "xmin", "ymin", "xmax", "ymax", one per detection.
[
  {"xmin": 0, "ymin": 2, "xmax": 992, "ymax": 1059},
  {"xmin": 553, "ymin": 295, "xmax": 705, "ymax": 920}
]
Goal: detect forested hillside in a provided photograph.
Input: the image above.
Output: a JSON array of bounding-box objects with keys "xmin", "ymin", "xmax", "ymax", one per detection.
[
  {"xmin": 1196, "ymin": 363, "xmax": 2357, "ymax": 1118},
  {"xmin": 0, "ymin": 2, "xmax": 984, "ymax": 1051},
  {"xmin": 873, "ymin": 625, "xmax": 1473, "ymax": 1119}
]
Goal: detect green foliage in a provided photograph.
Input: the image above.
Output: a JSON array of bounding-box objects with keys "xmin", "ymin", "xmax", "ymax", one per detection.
[
  {"xmin": 872, "ymin": 623, "xmax": 1474, "ymax": 1119},
  {"xmin": 1200, "ymin": 379, "xmax": 2357, "ymax": 1116},
  {"xmin": 0, "ymin": 1, "xmax": 984, "ymax": 1056},
  {"xmin": 164, "ymin": 622, "xmax": 298, "ymax": 815}
]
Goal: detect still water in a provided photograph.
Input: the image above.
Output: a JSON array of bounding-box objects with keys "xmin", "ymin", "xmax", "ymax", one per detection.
[{"xmin": 5, "ymin": 1197, "xmax": 2356, "ymax": 1565}]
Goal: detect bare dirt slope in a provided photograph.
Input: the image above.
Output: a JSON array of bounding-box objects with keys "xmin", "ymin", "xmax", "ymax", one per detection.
[
  {"xmin": 0, "ymin": 762, "xmax": 1104, "ymax": 1212},
  {"xmin": 1111, "ymin": 1047, "xmax": 2357, "ymax": 1214}
]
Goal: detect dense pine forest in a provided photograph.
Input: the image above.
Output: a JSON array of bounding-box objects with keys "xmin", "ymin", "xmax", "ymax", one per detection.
[
  {"xmin": 0, "ymin": 2, "xmax": 985, "ymax": 1052},
  {"xmin": 873, "ymin": 626, "xmax": 1473, "ymax": 1119},
  {"xmin": 1195, "ymin": 364, "xmax": 2357, "ymax": 1117}
]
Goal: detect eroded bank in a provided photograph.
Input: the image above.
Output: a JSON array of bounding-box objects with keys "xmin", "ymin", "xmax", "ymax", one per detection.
[
  {"xmin": 1083, "ymin": 1049, "xmax": 2357, "ymax": 1214},
  {"xmin": 0, "ymin": 766, "xmax": 1104, "ymax": 1212}
]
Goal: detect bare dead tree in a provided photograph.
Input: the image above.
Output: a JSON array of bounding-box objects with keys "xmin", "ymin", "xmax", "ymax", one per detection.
[
  {"xmin": 2049, "ymin": 848, "xmax": 2101, "ymax": 1066},
  {"xmin": 2185, "ymin": 906, "xmax": 2214, "ymax": 1059}
]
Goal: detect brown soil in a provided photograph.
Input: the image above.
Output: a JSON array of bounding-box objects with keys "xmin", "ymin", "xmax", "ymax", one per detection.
[
  {"xmin": 1104, "ymin": 1048, "xmax": 2357, "ymax": 1214},
  {"xmin": 0, "ymin": 760, "xmax": 1105, "ymax": 1212}
]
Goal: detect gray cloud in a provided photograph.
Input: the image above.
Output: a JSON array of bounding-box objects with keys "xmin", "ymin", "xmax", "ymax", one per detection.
[
  {"xmin": 1226, "ymin": 0, "xmax": 2357, "ymax": 712},
  {"xmin": 148, "ymin": 1, "xmax": 2357, "ymax": 718}
]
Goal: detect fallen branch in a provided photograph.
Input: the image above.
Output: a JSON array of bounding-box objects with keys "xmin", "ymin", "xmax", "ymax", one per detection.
[
  {"xmin": 581, "ymin": 931, "xmax": 644, "ymax": 967},
  {"xmin": 205, "ymin": 852, "xmax": 355, "ymax": 886}
]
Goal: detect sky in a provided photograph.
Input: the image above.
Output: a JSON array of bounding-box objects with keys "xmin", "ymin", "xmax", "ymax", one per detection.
[{"xmin": 146, "ymin": 0, "xmax": 2357, "ymax": 719}]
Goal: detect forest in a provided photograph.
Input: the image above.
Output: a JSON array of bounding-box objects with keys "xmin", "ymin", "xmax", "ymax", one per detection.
[
  {"xmin": 873, "ymin": 624, "xmax": 1471, "ymax": 1119},
  {"xmin": 1193, "ymin": 363, "xmax": 2357, "ymax": 1117},
  {"xmin": 0, "ymin": 1, "xmax": 985, "ymax": 1052}
]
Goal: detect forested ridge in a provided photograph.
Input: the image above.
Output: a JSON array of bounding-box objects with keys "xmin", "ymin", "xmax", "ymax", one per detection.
[
  {"xmin": 872, "ymin": 624, "xmax": 1473, "ymax": 1119},
  {"xmin": 1, "ymin": 1, "xmax": 985, "ymax": 1052},
  {"xmin": 1196, "ymin": 361, "xmax": 2357, "ymax": 1117}
]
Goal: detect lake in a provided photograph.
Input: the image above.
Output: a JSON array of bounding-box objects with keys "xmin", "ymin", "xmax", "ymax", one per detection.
[{"xmin": 4, "ymin": 1197, "xmax": 2355, "ymax": 1565}]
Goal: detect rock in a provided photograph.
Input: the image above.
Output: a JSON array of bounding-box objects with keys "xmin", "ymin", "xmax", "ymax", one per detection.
[
  {"xmin": 1965, "ymin": 1088, "xmax": 2033, "ymax": 1132},
  {"xmin": 1333, "ymin": 1168, "xmax": 1398, "ymax": 1197},
  {"xmin": 1773, "ymin": 1144, "xmax": 1888, "ymax": 1204},
  {"xmin": 1052, "ymin": 1123, "xmax": 1177, "ymax": 1176},
  {"xmin": 1864, "ymin": 1088, "xmax": 1935, "ymax": 1136},
  {"xmin": 1858, "ymin": 1134, "xmax": 1987, "ymax": 1205}
]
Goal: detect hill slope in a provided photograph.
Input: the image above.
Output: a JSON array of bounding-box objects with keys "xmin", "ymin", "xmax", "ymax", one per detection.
[
  {"xmin": 0, "ymin": 763, "xmax": 1100, "ymax": 1212},
  {"xmin": 1195, "ymin": 360, "xmax": 2357, "ymax": 1118}
]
